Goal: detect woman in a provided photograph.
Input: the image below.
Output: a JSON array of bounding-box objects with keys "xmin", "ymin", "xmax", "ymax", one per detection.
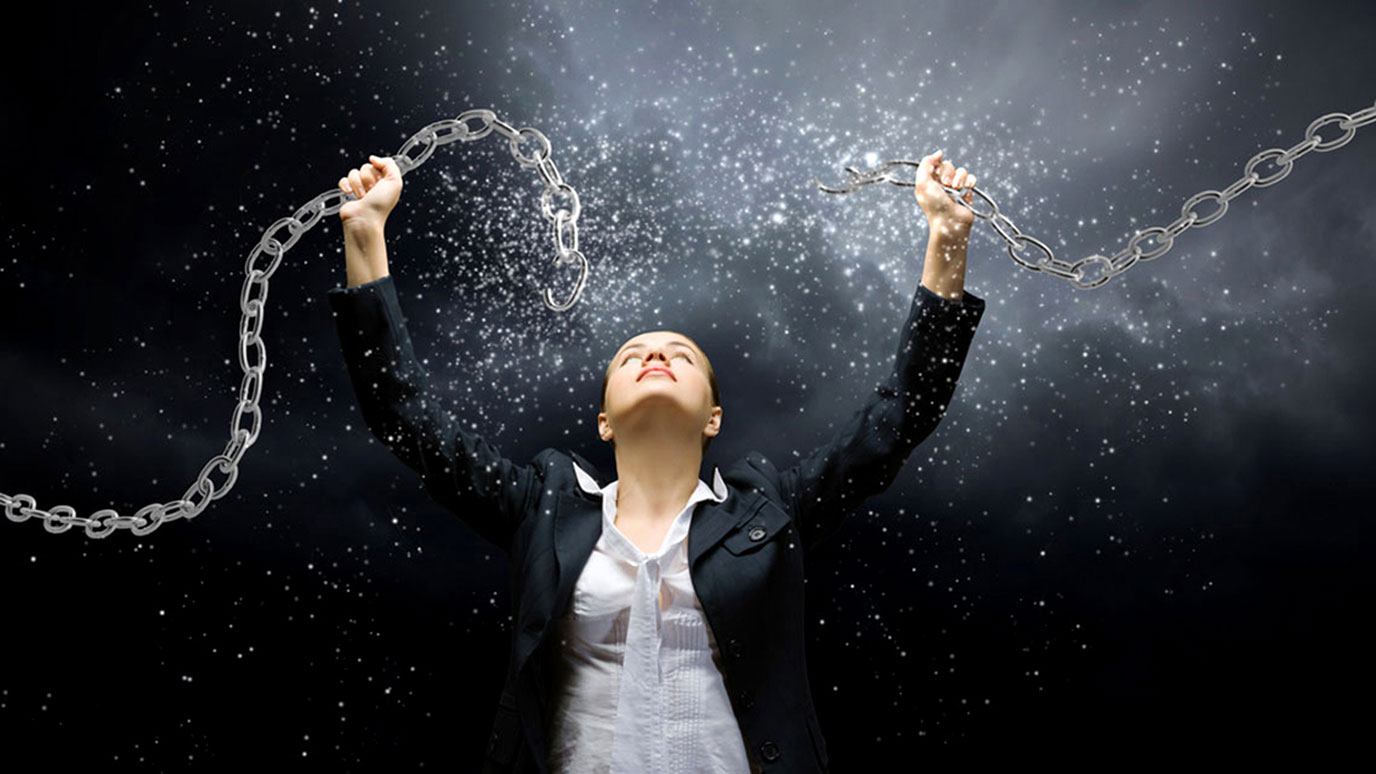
[{"xmin": 328, "ymin": 150, "xmax": 985, "ymax": 773}]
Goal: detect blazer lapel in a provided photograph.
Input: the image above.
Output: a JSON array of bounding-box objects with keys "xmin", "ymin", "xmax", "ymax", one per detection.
[
  {"xmin": 551, "ymin": 450, "xmax": 605, "ymax": 620},
  {"xmin": 550, "ymin": 493, "xmax": 601, "ymax": 618}
]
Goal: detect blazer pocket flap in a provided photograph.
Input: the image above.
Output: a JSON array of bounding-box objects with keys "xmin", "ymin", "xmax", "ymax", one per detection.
[{"xmin": 723, "ymin": 500, "xmax": 794, "ymax": 556}]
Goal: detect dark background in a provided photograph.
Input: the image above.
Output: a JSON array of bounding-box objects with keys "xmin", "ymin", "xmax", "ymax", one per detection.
[{"xmin": 2, "ymin": 0, "xmax": 1373, "ymax": 768}]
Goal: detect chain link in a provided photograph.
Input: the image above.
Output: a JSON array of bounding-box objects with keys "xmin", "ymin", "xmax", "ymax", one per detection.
[
  {"xmin": 3, "ymin": 109, "xmax": 587, "ymax": 538},
  {"xmin": 815, "ymin": 99, "xmax": 1375, "ymax": 289}
]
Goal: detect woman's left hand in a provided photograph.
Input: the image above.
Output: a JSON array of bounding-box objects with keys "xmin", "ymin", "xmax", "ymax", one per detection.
[{"xmin": 914, "ymin": 150, "xmax": 976, "ymax": 233}]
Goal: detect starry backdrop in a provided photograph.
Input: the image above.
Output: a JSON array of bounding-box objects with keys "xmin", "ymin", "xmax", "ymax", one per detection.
[{"xmin": 2, "ymin": 0, "xmax": 1374, "ymax": 767}]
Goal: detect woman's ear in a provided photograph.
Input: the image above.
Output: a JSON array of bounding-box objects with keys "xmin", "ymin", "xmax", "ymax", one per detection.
[
  {"xmin": 598, "ymin": 411, "xmax": 613, "ymax": 443},
  {"xmin": 704, "ymin": 407, "xmax": 722, "ymax": 437}
]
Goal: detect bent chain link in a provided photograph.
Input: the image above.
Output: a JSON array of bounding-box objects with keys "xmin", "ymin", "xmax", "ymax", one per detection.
[
  {"xmin": 3, "ymin": 109, "xmax": 587, "ymax": 538},
  {"xmin": 815, "ymin": 98, "xmax": 1376, "ymax": 289}
]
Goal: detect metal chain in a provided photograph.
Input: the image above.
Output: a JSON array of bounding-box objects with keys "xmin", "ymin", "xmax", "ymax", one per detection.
[
  {"xmin": 12, "ymin": 101, "xmax": 1369, "ymax": 538},
  {"xmin": 2, "ymin": 109, "xmax": 587, "ymax": 538},
  {"xmin": 815, "ymin": 98, "xmax": 1376, "ymax": 289}
]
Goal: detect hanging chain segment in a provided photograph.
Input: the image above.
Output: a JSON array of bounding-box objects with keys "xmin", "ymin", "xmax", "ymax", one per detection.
[
  {"xmin": 394, "ymin": 109, "xmax": 589, "ymax": 310},
  {"xmin": 814, "ymin": 99, "xmax": 1376, "ymax": 289},
  {"xmin": 2, "ymin": 109, "xmax": 587, "ymax": 538}
]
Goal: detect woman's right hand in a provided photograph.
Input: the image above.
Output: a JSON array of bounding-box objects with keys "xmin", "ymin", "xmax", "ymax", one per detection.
[{"xmin": 338, "ymin": 155, "xmax": 403, "ymax": 231}]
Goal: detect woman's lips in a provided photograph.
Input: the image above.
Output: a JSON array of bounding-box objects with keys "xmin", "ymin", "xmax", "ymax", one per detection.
[{"xmin": 638, "ymin": 367, "xmax": 674, "ymax": 381}]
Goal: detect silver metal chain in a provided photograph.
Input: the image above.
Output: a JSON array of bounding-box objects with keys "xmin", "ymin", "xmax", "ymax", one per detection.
[
  {"xmin": 815, "ymin": 98, "xmax": 1376, "ymax": 289},
  {"xmin": 10, "ymin": 101, "xmax": 1371, "ymax": 538},
  {"xmin": 2, "ymin": 108, "xmax": 586, "ymax": 538}
]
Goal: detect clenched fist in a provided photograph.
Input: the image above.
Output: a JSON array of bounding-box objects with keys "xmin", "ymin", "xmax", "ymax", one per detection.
[
  {"xmin": 914, "ymin": 150, "xmax": 976, "ymax": 233},
  {"xmin": 338, "ymin": 155, "xmax": 404, "ymax": 231}
]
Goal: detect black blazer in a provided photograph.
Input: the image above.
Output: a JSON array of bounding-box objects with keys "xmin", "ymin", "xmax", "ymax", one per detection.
[{"xmin": 328, "ymin": 274, "xmax": 985, "ymax": 772}]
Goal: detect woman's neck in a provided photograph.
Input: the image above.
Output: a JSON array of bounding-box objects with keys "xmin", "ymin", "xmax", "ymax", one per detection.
[{"xmin": 612, "ymin": 437, "xmax": 703, "ymax": 521}]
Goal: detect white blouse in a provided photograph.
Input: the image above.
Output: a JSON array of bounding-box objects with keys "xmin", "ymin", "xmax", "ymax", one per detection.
[{"xmin": 543, "ymin": 461, "xmax": 753, "ymax": 774}]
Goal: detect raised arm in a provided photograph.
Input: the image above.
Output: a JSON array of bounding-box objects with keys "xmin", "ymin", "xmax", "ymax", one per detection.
[
  {"xmin": 770, "ymin": 150, "xmax": 985, "ymax": 554},
  {"xmin": 328, "ymin": 156, "xmax": 543, "ymax": 553}
]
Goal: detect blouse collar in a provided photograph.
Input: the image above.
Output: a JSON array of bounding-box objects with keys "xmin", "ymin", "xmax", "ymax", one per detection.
[{"xmin": 572, "ymin": 459, "xmax": 729, "ymax": 503}]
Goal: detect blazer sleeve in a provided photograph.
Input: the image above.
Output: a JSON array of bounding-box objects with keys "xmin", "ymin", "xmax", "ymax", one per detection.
[
  {"xmin": 772, "ymin": 282, "xmax": 986, "ymax": 555},
  {"xmin": 326, "ymin": 274, "xmax": 543, "ymax": 553}
]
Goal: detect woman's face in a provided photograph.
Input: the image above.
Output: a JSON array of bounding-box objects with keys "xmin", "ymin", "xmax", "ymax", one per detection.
[{"xmin": 599, "ymin": 330, "xmax": 718, "ymax": 446}]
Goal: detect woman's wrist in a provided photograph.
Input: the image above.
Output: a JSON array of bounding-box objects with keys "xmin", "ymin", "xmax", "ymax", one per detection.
[
  {"xmin": 343, "ymin": 220, "xmax": 390, "ymax": 287},
  {"xmin": 920, "ymin": 225, "xmax": 969, "ymax": 301},
  {"xmin": 927, "ymin": 216, "xmax": 971, "ymax": 244}
]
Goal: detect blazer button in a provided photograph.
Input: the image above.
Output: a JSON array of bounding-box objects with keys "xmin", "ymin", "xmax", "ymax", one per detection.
[
  {"xmin": 739, "ymin": 689, "xmax": 754, "ymax": 709},
  {"xmin": 759, "ymin": 740, "xmax": 781, "ymax": 762},
  {"xmin": 748, "ymin": 526, "xmax": 767, "ymax": 541},
  {"xmin": 729, "ymin": 638, "xmax": 743, "ymax": 658}
]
